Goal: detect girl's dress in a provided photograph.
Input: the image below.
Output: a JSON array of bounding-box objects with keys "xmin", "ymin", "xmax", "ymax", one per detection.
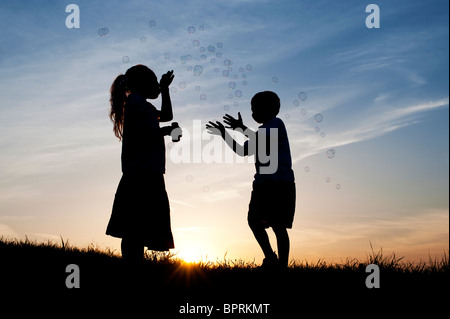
[{"xmin": 106, "ymin": 93, "xmax": 174, "ymax": 251}]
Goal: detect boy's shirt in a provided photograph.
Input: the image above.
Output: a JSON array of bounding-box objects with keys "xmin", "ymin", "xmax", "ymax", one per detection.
[{"xmin": 245, "ymin": 117, "xmax": 295, "ymax": 184}]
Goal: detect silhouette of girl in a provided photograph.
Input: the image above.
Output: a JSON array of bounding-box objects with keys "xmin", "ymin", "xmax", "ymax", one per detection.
[{"xmin": 106, "ymin": 65, "xmax": 177, "ymax": 262}]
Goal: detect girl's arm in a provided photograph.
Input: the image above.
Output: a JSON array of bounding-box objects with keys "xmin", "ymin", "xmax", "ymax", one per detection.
[{"xmin": 159, "ymin": 71, "xmax": 174, "ymax": 122}]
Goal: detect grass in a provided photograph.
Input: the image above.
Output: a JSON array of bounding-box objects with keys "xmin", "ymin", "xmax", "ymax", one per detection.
[{"xmin": 1, "ymin": 236, "xmax": 448, "ymax": 316}]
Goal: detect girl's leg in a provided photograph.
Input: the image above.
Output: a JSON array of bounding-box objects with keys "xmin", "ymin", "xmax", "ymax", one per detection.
[
  {"xmin": 121, "ymin": 237, "xmax": 144, "ymax": 263},
  {"xmin": 249, "ymin": 221, "xmax": 275, "ymax": 258},
  {"xmin": 272, "ymin": 227, "xmax": 290, "ymax": 268}
]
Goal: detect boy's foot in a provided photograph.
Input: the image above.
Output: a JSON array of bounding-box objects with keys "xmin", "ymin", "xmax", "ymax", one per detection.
[{"xmin": 261, "ymin": 253, "xmax": 279, "ymax": 270}]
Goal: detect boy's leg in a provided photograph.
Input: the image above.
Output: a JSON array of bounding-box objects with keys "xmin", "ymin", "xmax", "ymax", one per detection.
[
  {"xmin": 273, "ymin": 227, "xmax": 290, "ymax": 268},
  {"xmin": 249, "ymin": 220, "xmax": 275, "ymax": 258}
]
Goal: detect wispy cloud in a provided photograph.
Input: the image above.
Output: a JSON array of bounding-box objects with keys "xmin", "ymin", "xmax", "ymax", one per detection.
[{"xmin": 291, "ymin": 97, "xmax": 449, "ymax": 163}]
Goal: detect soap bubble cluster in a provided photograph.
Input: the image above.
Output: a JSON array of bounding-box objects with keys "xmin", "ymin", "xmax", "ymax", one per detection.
[
  {"xmin": 193, "ymin": 65, "xmax": 203, "ymax": 76},
  {"xmin": 298, "ymin": 92, "xmax": 307, "ymax": 101},
  {"xmin": 98, "ymin": 27, "xmax": 109, "ymax": 37},
  {"xmin": 314, "ymin": 113, "xmax": 324, "ymax": 123},
  {"xmin": 326, "ymin": 149, "xmax": 336, "ymax": 159}
]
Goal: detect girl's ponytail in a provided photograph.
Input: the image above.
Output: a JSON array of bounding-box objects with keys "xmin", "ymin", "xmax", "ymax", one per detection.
[{"xmin": 109, "ymin": 74, "xmax": 128, "ymax": 140}]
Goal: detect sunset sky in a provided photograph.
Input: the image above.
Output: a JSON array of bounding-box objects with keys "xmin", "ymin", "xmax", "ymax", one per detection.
[{"xmin": 0, "ymin": 0, "xmax": 448, "ymax": 264}]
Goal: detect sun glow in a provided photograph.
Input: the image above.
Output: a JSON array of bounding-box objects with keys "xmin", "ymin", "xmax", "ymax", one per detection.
[{"xmin": 176, "ymin": 248, "xmax": 208, "ymax": 264}]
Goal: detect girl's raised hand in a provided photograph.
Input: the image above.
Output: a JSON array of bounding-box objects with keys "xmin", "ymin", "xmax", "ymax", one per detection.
[{"xmin": 160, "ymin": 70, "xmax": 174, "ymax": 90}]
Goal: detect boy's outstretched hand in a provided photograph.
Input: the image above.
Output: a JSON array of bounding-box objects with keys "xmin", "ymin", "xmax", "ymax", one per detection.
[
  {"xmin": 223, "ymin": 112, "xmax": 245, "ymax": 130},
  {"xmin": 206, "ymin": 121, "xmax": 226, "ymax": 138},
  {"xmin": 160, "ymin": 70, "xmax": 174, "ymax": 90}
]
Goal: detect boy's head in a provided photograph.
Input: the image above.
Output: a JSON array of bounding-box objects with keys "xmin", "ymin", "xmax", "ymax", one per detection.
[{"xmin": 251, "ymin": 91, "xmax": 280, "ymax": 123}]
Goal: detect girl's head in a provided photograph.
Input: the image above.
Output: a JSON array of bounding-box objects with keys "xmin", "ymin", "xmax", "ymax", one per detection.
[
  {"xmin": 251, "ymin": 91, "xmax": 280, "ymax": 123},
  {"xmin": 109, "ymin": 64, "xmax": 160, "ymax": 140}
]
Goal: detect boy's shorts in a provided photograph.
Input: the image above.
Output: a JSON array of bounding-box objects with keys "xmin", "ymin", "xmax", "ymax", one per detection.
[{"xmin": 248, "ymin": 181, "xmax": 296, "ymax": 229}]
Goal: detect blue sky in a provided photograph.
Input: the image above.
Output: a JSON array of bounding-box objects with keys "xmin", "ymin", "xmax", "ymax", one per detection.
[{"xmin": 0, "ymin": 0, "xmax": 448, "ymax": 263}]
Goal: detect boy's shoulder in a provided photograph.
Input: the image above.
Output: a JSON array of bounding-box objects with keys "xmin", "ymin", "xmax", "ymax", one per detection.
[{"xmin": 261, "ymin": 117, "xmax": 286, "ymax": 130}]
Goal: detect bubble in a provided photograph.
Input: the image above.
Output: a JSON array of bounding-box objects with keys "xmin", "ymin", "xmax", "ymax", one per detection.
[
  {"xmin": 242, "ymin": 74, "xmax": 247, "ymax": 79},
  {"xmin": 320, "ymin": 132, "xmax": 327, "ymax": 138},
  {"xmin": 179, "ymin": 82, "xmax": 186, "ymax": 90},
  {"xmin": 171, "ymin": 87, "xmax": 177, "ymax": 93},
  {"xmin": 122, "ymin": 56, "xmax": 130, "ymax": 63},
  {"xmin": 246, "ymin": 64, "xmax": 253, "ymax": 72},
  {"xmin": 187, "ymin": 26, "xmax": 196, "ymax": 34},
  {"xmin": 186, "ymin": 175, "xmax": 194, "ymax": 182},
  {"xmin": 222, "ymin": 70, "xmax": 230, "ymax": 77},
  {"xmin": 217, "ymin": 42, "xmax": 223, "ymax": 49},
  {"xmin": 149, "ymin": 20, "xmax": 156, "ymax": 28},
  {"xmin": 164, "ymin": 52, "xmax": 171, "ymax": 60},
  {"xmin": 233, "ymin": 74, "xmax": 238, "ymax": 80},
  {"xmin": 199, "ymin": 47, "xmax": 206, "ymax": 53},
  {"xmin": 207, "ymin": 45, "xmax": 216, "ymax": 53},
  {"xmin": 224, "ymin": 59, "xmax": 233, "ymax": 67},
  {"xmin": 193, "ymin": 65, "xmax": 203, "ymax": 76},
  {"xmin": 228, "ymin": 82, "xmax": 236, "ymax": 89},
  {"xmin": 304, "ymin": 167, "xmax": 310, "ymax": 173},
  {"xmin": 98, "ymin": 27, "xmax": 109, "ymax": 37},
  {"xmin": 298, "ymin": 92, "xmax": 307, "ymax": 101},
  {"xmin": 242, "ymin": 81, "xmax": 248, "ymax": 86},
  {"xmin": 224, "ymin": 105, "xmax": 230, "ymax": 111},
  {"xmin": 301, "ymin": 108, "xmax": 307, "ymax": 116},
  {"xmin": 210, "ymin": 58, "xmax": 216, "ymax": 63},
  {"xmin": 195, "ymin": 85, "xmax": 201, "ymax": 92},
  {"xmin": 216, "ymin": 52, "xmax": 222, "ymax": 59},
  {"xmin": 239, "ymin": 67, "xmax": 245, "ymax": 73},
  {"xmin": 140, "ymin": 36, "xmax": 147, "ymax": 42},
  {"xmin": 199, "ymin": 25, "xmax": 205, "ymax": 31},
  {"xmin": 200, "ymin": 94, "xmax": 207, "ymax": 101},
  {"xmin": 285, "ymin": 114, "xmax": 290, "ymax": 119},
  {"xmin": 314, "ymin": 113, "xmax": 323, "ymax": 123},
  {"xmin": 180, "ymin": 55, "xmax": 188, "ymax": 64},
  {"xmin": 228, "ymin": 94, "xmax": 234, "ymax": 100},
  {"xmin": 187, "ymin": 66, "xmax": 193, "ymax": 72},
  {"xmin": 314, "ymin": 127, "xmax": 320, "ymax": 133},
  {"xmin": 213, "ymin": 68, "xmax": 219, "ymax": 73},
  {"xmin": 325, "ymin": 177, "xmax": 331, "ymax": 183},
  {"xmin": 201, "ymin": 55, "xmax": 207, "ymax": 61},
  {"xmin": 293, "ymin": 100, "xmax": 300, "ymax": 107},
  {"xmin": 235, "ymin": 90, "xmax": 242, "ymax": 98},
  {"xmin": 193, "ymin": 40, "xmax": 200, "ymax": 47},
  {"xmin": 272, "ymin": 76, "xmax": 279, "ymax": 84},
  {"xmin": 326, "ymin": 149, "xmax": 336, "ymax": 159},
  {"xmin": 186, "ymin": 55, "xmax": 192, "ymax": 61},
  {"xmin": 336, "ymin": 184, "xmax": 341, "ymax": 190}
]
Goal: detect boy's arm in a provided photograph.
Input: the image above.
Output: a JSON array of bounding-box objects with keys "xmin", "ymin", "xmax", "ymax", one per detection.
[
  {"xmin": 206, "ymin": 121, "xmax": 249, "ymax": 156},
  {"xmin": 158, "ymin": 70, "xmax": 174, "ymax": 122},
  {"xmin": 223, "ymin": 113, "xmax": 255, "ymax": 138}
]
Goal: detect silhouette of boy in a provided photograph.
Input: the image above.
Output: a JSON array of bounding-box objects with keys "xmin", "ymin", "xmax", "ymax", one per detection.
[{"xmin": 206, "ymin": 91, "xmax": 296, "ymax": 269}]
